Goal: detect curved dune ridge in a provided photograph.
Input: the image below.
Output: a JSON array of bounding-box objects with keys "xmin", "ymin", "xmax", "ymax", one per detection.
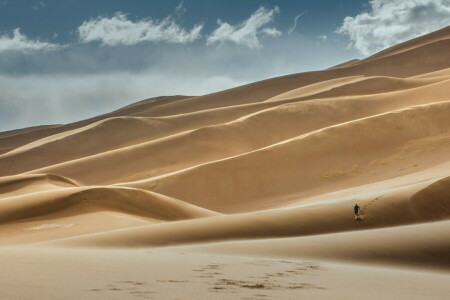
[
  {"xmin": 1, "ymin": 26, "xmax": 450, "ymax": 277},
  {"xmin": 0, "ymin": 179, "xmax": 217, "ymax": 224}
]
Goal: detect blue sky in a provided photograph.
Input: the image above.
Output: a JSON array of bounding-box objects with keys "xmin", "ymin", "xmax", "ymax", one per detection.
[
  {"xmin": 0, "ymin": 1, "xmax": 364, "ymax": 43},
  {"xmin": 0, "ymin": 0, "xmax": 449, "ymax": 131}
]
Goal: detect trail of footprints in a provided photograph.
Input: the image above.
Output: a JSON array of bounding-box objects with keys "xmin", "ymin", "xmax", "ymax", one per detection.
[
  {"xmin": 87, "ymin": 280, "xmax": 156, "ymax": 299},
  {"xmin": 360, "ymin": 195, "xmax": 383, "ymax": 217},
  {"xmin": 196, "ymin": 259, "xmax": 326, "ymax": 298},
  {"xmin": 87, "ymin": 257, "xmax": 326, "ymax": 299}
]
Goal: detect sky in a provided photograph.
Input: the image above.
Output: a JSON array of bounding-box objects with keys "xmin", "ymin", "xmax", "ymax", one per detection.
[{"xmin": 0, "ymin": 0, "xmax": 449, "ymax": 131}]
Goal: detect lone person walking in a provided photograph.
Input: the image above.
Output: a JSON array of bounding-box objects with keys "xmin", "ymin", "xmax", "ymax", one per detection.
[{"xmin": 354, "ymin": 204, "xmax": 361, "ymax": 220}]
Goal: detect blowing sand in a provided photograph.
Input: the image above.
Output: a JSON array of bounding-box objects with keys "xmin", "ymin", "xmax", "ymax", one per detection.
[{"xmin": 1, "ymin": 26, "xmax": 450, "ymax": 299}]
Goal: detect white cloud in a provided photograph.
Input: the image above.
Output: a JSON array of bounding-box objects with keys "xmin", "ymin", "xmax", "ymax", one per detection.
[
  {"xmin": 207, "ymin": 6, "xmax": 281, "ymax": 49},
  {"xmin": 77, "ymin": 12, "xmax": 203, "ymax": 46},
  {"xmin": 262, "ymin": 27, "xmax": 282, "ymax": 37},
  {"xmin": 0, "ymin": 28, "xmax": 65, "ymax": 52},
  {"xmin": 337, "ymin": 0, "xmax": 450, "ymax": 55},
  {"xmin": 318, "ymin": 35, "xmax": 328, "ymax": 41},
  {"xmin": 288, "ymin": 11, "xmax": 307, "ymax": 34}
]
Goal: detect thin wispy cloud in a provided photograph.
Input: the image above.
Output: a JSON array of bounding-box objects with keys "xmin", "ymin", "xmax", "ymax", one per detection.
[
  {"xmin": 31, "ymin": 1, "xmax": 45, "ymax": 10},
  {"xmin": 207, "ymin": 6, "xmax": 281, "ymax": 49},
  {"xmin": 288, "ymin": 11, "xmax": 307, "ymax": 34},
  {"xmin": 77, "ymin": 12, "xmax": 203, "ymax": 46},
  {"xmin": 0, "ymin": 28, "xmax": 65, "ymax": 52},
  {"xmin": 175, "ymin": 0, "xmax": 186, "ymax": 15},
  {"xmin": 337, "ymin": 0, "xmax": 450, "ymax": 55}
]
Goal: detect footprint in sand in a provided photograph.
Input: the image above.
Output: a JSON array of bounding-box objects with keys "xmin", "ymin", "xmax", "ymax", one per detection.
[
  {"xmin": 360, "ymin": 195, "xmax": 384, "ymax": 217},
  {"xmin": 192, "ymin": 260, "xmax": 326, "ymax": 295},
  {"xmin": 210, "ymin": 278, "xmax": 325, "ymax": 291},
  {"xmin": 89, "ymin": 281, "xmax": 156, "ymax": 299},
  {"xmin": 192, "ymin": 263, "xmax": 227, "ymax": 278}
]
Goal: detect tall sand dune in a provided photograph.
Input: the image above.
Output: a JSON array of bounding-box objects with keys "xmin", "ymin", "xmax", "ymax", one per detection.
[{"xmin": 5, "ymin": 77, "xmax": 448, "ymax": 186}]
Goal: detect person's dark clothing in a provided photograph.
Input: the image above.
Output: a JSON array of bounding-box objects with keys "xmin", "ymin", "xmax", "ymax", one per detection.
[{"xmin": 354, "ymin": 204, "xmax": 360, "ymax": 215}]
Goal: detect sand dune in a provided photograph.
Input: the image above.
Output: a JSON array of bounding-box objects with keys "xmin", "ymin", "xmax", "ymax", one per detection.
[
  {"xmin": 266, "ymin": 76, "xmax": 445, "ymax": 102},
  {"xmin": 120, "ymin": 101, "xmax": 450, "ymax": 212},
  {"xmin": 1, "ymin": 98, "xmax": 312, "ymax": 178},
  {"xmin": 1, "ymin": 26, "xmax": 450, "ymax": 299},
  {"xmin": 360, "ymin": 26, "xmax": 450, "ymax": 64},
  {"xmin": 0, "ymin": 173, "xmax": 78, "ymax": 198},
  {"xmin": 0, "ymin": 96, "xmax": 190, "ymax": 154},
  {"xmin": 6, "ymin": 77, "xmax": 447, "ymax": 187}
]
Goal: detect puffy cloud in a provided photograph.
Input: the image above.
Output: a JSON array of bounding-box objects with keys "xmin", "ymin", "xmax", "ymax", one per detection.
[
  {"xmin": 77, "ymin": 12, "xmax": 203, "ymax": 46},
  {"xmin": 207, "ymin": 6, "xmax": 281, "ymax": 49},
  {"xmin": 0, "ymin": 28, "xmax": 65, "ymax": 52},
  {"xmin": 337, "ymin": 0, "xmax": 450, "ymax": 55}
]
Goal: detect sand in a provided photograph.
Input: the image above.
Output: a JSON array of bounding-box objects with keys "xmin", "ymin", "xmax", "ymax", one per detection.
[{"xmin": 0, "ymin": 26, "xmax": 449, "ymax": 299}]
